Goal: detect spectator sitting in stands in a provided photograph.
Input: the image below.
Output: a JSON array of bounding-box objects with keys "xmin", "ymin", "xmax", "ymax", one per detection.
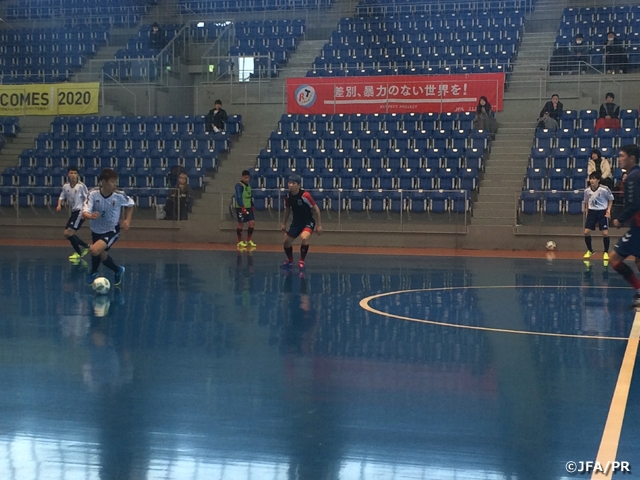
[
  {"xmin": 164, "ymin": 172, "xmax": 192, "ymax": 220},
  {"xmin": 205, "ymin": 100, "xmax": 228, "ymax": 133},
  {"xmin": 472, "ymin": 96, "xmax": 497, "ymax": 137},
  {"xmin": 587, "ymin": 148, "xmax": 614, "ymax": 189},
  {"xmin": 595, "ymin": 92, "xmax": 621, "ymax": 132},
  {"xmin": 569, "ymin": 33, "xmax": 590, "ymax": 74},
  {"xmin": 603, "ymin": 31, "xmax": 627, "ymax": 74},
  {"xmin": 149, "ymin": 22, "xmax": 165, "ymax": 51},
  {"xmin": 537, "ymin": 94, "xmax": 563, "ymax": 130}
]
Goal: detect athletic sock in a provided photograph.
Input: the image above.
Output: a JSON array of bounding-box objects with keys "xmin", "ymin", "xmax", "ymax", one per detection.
[
  {"xmin": 300, "ymin": 244, "xmax": 309, "ymax": 260},
  {"xmin": 68, "ymin": 235, "xmax": 82, "ymax": 255},
  {"xmin": 284, "ymin": 246, "xmax": 293, "ymax": 262},
  {"xmin": 236, "ymin": 228, "xmax": 243, "ymax": 242},
  {"xmin": 247, "ymin": 227, "xmax": 254, "ymax": 242},
  {"xmin": 102, "ymin": 255, "xmax": 119, "ymax": 273},
  {"xmin": 604, "ymin": 237, "xmax": 610, "ymax": 252},
  {"xmin": 585, "ymin": 235, "xmax": 593, "ymax": 252},
  {"xmin": 91, "ymin": 255, "xmax": 101, "ymax": 274},
  {"xmin": 612, "ymin": 260, "xmax": 640, "ymax": 290}
]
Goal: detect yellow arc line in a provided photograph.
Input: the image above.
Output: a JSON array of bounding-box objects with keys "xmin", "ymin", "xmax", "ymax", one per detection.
[
  {"xmin": 591, "ymin": 312, "xmax": 640, "ymax": 480},
  {"xmin": 359, "ymin": 286, "xmax": 632, "ymax": 341}
]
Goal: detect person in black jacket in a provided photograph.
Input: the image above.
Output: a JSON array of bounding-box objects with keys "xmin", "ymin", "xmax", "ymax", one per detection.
[
  {"xmin": 537, "ymin": 94, "xmax": 563, "ymax": 130},
  {"xmin": 603, "ymin": 31, "xmax": 628, "ymax": 74},
  {"xmin": 595, "ymin": 92, "xmax": 621, "ymax": 132},
  {"xmin": 610, "ymin": 144, "xmax": 640, "ymax": 308},
  {"xmin": 568, "ymin": 33, "xmax": 590, "ymax": 73},
  {"xmin": 149, "ymin": 22, "xmax": 165, "ymax": 51},
  {"xmin": 205, "ymin": 100, "xmax": 228, "ymax": 133}
]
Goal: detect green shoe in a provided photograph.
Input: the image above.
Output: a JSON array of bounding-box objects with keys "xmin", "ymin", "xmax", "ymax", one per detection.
[
  {"xmin": 247, "ymin": 240, "xmax": 257, "ymax": 248},
  {"xmin": 237, "ymin": 241, "xmax": 247, "ymax": 249},
  {"xmin": 81, "ymin": 247, "xmax": 90, "ymax": 257},
  {"xmin": 583, "ymin": 250, "xmax": 594, "ymax": 259},
  {"xmin": 69, "ymin": 252, "xmax": 80, "ymax": 261}
]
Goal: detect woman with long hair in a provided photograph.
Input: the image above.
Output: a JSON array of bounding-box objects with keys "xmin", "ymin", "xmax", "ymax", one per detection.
[{"xmin": 472, "ymin": 96, "xmax": 497, "ymax": 136}]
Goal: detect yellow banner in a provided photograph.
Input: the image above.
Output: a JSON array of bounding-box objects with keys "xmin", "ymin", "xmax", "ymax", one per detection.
[{"xmin": 0, "ymin": 82, "xmax": 99, "ymax": 116}]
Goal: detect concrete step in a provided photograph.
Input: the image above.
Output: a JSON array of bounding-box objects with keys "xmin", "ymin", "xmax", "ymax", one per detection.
[
  {"xmin": 471, "ymin": 217, "xmax": 514, "ymax": 226},
  {"xmin": 484, "ymin": 166, "xmax": 528, "ymax": 174}
]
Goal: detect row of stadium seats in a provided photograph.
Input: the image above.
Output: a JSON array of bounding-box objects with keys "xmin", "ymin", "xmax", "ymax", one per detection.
[
  {"xmin": 278, "ymin": 112, "xmax": 478, "ymax": 132},
  {"xmin": 521, "ymin": 167, "xmax": 623, "ymax": 191},
  {"xmin": 236, "ymin": 19, "xmax": 306, "ymax": 36},
  {"xmin": 355, "ymin": 0, "xmax": 531, "ymax": 16},
  {"xmin": 0, "ymin": 27, "xmax": 109, "ymax": 44},
  {"xmin": 267, "ymin": 131, "xmax": 490, "ymax": 151},
  {"xmin": 257, "ymin": 147, "xmax": 485, "ymax": 170},
  {"xmin": 2, "ymin": 166, "xmax": 207, "ymax": 189},
  {"xmin": 0, "ymin": 186, "xmax": 173, "ymax": 209},
  {"xmin": 533, "ymin": 127, "xmax": 638, "ymax": 150},
  {"xmin": 176, "ymin": 0, "xmax": 333, "ymax": 14},
  {"xmin": 529, "ymin": 146, "xmax": 619, "ymax": 169},
  {"xmin": 338, "ymin": 11, "xmax": 525, "ymax": 31},
  {"xmin": 0, "ymin": 118, "xmax": 21, "ymax": 137},
  {"xmin": 49, "ymin": 114, "xmax": 243, "ymax": 135},
  {"xmin": 562, "ymin": 5, "xmax": 640, "ymax": 21},
  {"xmin": 551, "ymin": 108, "xmax": 638, "ymax": 129},
  {"xmin": 251, "ymin": 187, "xmax": 473, "ymax": 213},
  {"xmin": 6, "ymin": 0, "xmax": 153, "ymax": 23},
  {"xmin": 305, "ymin": 63, "xmax": 506, "ymax": 76},
  {"xmin": 251, "ymin": 166, "xmax": 480, "ymax": 191},
  {"xmin": 519, "ymin": 189, "xmax": 610, "ymax": 215}
]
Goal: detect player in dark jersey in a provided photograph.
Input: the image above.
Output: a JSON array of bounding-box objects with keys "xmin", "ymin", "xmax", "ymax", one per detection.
[
  {"xmin": 609, "ymin": 144, "xmax": 640, "ymax": 308},
  {"xmin": 281, "ymin": 174, "xmax": 322, "ymax": 269}
]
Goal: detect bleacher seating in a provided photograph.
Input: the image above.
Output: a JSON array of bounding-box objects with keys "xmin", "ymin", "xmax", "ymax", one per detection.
[
  {"xmin": 307, "ymin": 9, "xmax": 524, "ymax": 78},
  {"xmin": 177, "ymin": 0, "xmax": 332, "ymax": 14},
  {"xmin": 551, "ymin": 6, "xmax": 640, "ymax": 74},
  {"xmin": 0, "ymin": 115, "xmax": 242, "ymax": 209},
  {"xmin": 103, "ymin": 24, "xmax": 183, "ymax": 82},
  {"xmin": 0, "ymin": 27, "xmax": 109, "ymax": 83},
  {"xmin": 6, "ymin": 0, "xmax": 153, "ymax": 25},
  {"xmin": 252, "ymin": 112, "xmax": 486, "ymax": 215}
]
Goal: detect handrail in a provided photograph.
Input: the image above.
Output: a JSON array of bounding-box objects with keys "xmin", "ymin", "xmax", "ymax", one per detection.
[{"xmin": 101, "ymin": 72, "xmax": 137, "ymax": 115}]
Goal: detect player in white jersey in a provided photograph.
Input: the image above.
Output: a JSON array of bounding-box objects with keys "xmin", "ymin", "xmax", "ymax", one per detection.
[
  {"xmin": 82, "ymin": 169, "xmax": 134, "ymax": 286},
  {"xmin": 583, "ymin": 171, "xmax": 614, "ymax": 264},
  {"xmin": 56, "ymin": 166, "xmax": 90, "ymax": 262}
]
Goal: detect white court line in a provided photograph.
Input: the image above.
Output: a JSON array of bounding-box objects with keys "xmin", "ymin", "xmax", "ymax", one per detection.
[{"xmin": 591, "ymin": 311, "xmax": 640, "ymax": 479}]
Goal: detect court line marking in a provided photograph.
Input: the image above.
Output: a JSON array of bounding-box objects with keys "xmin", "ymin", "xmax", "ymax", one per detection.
[
  {"xmin": 359, "ymin": 285, "xmax": 633, "ymax": 341},
  {"xmin": 591, "ymin": 311, "xmax": 640, "ymax": 480}
]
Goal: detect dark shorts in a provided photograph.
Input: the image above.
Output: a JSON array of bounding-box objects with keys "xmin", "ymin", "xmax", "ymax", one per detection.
[
  {"xmin": 287, "ymin": 220, "xmax": 316, "ymax": 239},
  {"xmin": 585, "ymin": 209, "xmax": 609, "ymax": 231},
  {"xmin": 66, "ymin": 210, "xmax": 84, "ymax": 231},
  {"xmin": 614, "ymin": 227, "xmax": 640, "ymax": 259},
  {"xmin": 91, "ymin": 228, "xmax": 120, "ymax": 252},
  {"xmin": 236, "ymin": 207, "xmax": 255, "ymax": 223}
]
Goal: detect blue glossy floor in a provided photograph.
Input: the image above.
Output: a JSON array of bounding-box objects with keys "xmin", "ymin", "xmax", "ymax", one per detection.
[{"xmin": 1, "ymin": 246, "xmax": 639, "ymax": 480}]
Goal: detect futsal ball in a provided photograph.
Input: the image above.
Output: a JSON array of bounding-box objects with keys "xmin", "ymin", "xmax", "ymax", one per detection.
[
  {"xmin": 546, "ymin": 240, "xmax": 557, "ymax": 251},
  {"xmin": 92, "ymin": 277, "xmax": 111, "ymax": 295}
]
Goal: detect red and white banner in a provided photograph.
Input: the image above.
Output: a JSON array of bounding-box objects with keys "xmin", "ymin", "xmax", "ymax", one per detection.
[{"xmin": 286, "ymin": 74, "xmax": 504, "ymax": 115}]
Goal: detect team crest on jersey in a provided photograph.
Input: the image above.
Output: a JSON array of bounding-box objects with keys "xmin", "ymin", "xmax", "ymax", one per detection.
[{"xmin": 297, "ymin": 200, "xmax": 303, "ymax": 205}]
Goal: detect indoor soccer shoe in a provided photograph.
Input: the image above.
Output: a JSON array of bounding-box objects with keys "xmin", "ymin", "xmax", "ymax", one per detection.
[
  {"xmin": 631, "ymin": 294, "xmax": 640, "ymax": 310},
  {"xmin": 298, "ymin": 260, "xmax": 305, "ymax": 270},
  {"xmin": 247, "ymin": 240, "xmax": 257, "ymax": 248},
  {"xmin": 603, "ymin": 252, "xmax": 609, "ymax": 261},
  {"xmin": 583, "ymin": 250, "xmax": 595, "ymax": 259},
  {"xmin": 237, "ymin": 241, "xmax": 247, "ymax": 249},
  {"xmin": 69, "ymin": 252, "xmax": 80, "ymax": 261},
  {"xmin": 114, "ymin": 266, "xmax": 125, "ymax": 286},
  {"xmin": 87, "ymin": 272, "xmax": 98, "ymax": 286},
  {"xmin": 281, "ymin": 260, "xmax": 293, "ymax": 268},
  {"xmin": 81, "ymin": 247, "xmax": 90, "ymax": 257}
]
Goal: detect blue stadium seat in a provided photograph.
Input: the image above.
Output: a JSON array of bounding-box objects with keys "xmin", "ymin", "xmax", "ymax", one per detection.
[
  {"xmin": 520, "ymin": 191, "xmax": 540, "ymax": 215},
  {"xmin": 565, "ymin": 190, "xmax": 584, "ymax": 215},
  {"xmin": 543, "ymin": 190, "xmax": 564, "ymax": 215}
]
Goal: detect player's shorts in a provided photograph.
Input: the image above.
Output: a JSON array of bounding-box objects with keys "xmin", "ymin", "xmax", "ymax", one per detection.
[
  {"xmin": 236, "ymin": 207, "xmax": 255, "ymax": 223},
  {"xmin": 614, "ymin": 227, "xmax": 640, "ymax": 259},
  {"xmin": 287, "ymin": 220, "xmax": 316, "ymax": 239},
  {"xmin": 91, "ymin": 227, "xmax": 120, "ymax": 251},
  {"xmin": 585, "ymin": 209, "xmax": 609, "ymax": 231},
  {"xmin": 65, "ymin": 210, "xmax": 84, "ymax": 231}
]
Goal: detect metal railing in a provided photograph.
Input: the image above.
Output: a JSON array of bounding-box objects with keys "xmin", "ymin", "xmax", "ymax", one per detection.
[
  {"xmin": 0, "ymin": 186, "xmax": 190, "ymax": 224},
  {"xmin": 220, "ymin": 188, "xmax": 471, "ymax": 233}
]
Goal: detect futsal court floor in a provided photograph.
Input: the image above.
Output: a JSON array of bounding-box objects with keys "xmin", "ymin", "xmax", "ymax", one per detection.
[{"xmin": 0, "ymin": 243, "xmax": 639, "ymax": 480}]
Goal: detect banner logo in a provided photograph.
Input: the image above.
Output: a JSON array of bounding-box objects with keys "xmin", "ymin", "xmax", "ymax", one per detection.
[{"xmin": 295, "ymin": 85, "xmax": 316, "ymax": 108}]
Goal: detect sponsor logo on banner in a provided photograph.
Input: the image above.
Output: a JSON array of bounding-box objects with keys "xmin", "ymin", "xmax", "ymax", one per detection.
[
  {"xmin": 0, "ymin": 82, "xmax": 100, "ymax": 116},
  {"xmin": 286, "ymin": 74, "xmax": 505, "ymax": 115},
  {"xmin": 295, "ymin": 84, "xmax": 316, "ymax": 108}
]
